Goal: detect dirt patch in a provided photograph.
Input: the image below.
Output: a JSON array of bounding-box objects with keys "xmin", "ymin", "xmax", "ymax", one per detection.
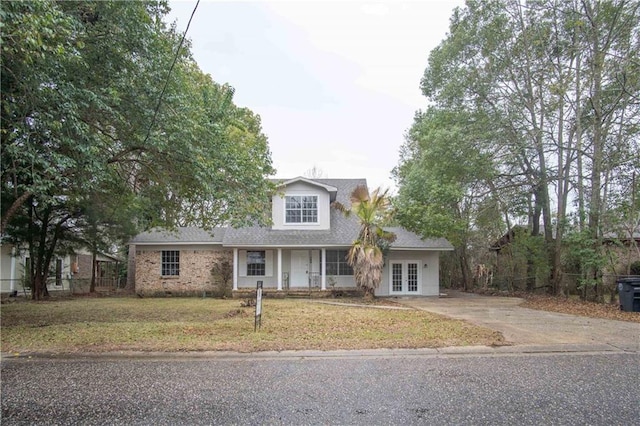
[{"xmin": 224, "ymin": 308, "xmax": 250, "ymax": 318}]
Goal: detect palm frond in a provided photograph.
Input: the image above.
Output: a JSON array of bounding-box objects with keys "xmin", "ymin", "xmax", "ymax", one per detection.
[
  {"xmin": 335, "ymin": 184, "xmax": 396, "ymax": 296},
  {"xmin": 331, "ymin": 201, "xmax": 351, "ymax": 217}
]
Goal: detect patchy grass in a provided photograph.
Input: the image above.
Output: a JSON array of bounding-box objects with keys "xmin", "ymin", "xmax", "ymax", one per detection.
[
  {"xmin": 0, "ymin": 297, "xmax": 504, "ymax": 354},
  {"xmin": 521, "ymin": 295, "xmax": 640, "ymax": 323}
]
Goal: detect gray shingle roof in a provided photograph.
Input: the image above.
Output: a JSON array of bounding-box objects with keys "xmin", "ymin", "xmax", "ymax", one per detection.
[
  {"xmin": 223, "ymin": 178, "xmax": 364, "ymax": 247},
  {"xmin": 131, "ymin": 226, "xmax": 225, "ymax": 244},
  {"xmin": 385, "ymin": 227, "xmax": 454, "ymax": 250},
  {"xmin": 129, "ymin": 178, "xmax": 453, "ymax": 250}
]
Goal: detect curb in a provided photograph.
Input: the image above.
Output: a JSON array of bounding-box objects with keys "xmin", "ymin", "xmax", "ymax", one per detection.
[{"xmin": 2, "ymin": 343, "xmax": 634, "ymax": 362}]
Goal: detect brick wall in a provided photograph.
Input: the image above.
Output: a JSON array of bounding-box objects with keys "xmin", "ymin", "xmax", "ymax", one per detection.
[
  {"xmin": 74, "ymin": 254, "xmax": 94, "ymax": 280},
  {"xmin": 135, "ymin": 247, "xmax": 232, "ymax": 296}
]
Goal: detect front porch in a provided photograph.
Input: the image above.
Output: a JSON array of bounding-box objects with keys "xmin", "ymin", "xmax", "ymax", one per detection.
[{"xmin": 232, "ymin": 247, "xmax": 355, "ymax": 292}]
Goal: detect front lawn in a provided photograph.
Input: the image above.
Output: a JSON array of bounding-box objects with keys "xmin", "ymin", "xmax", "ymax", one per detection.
[{"xmin": 0, "ymin": 297, "xmax": 504, "ymax": 353}]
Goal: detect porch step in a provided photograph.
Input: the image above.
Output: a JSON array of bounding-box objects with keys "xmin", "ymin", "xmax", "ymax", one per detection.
[{"xmin": 232, "ymin": 288, "xmax": 364, "ymax": 299}]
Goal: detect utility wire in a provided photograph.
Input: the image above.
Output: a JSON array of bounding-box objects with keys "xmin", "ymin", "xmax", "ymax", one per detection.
[{"xmin": 143, "ymin": 0, "xmax": 200, "ymax": 145}]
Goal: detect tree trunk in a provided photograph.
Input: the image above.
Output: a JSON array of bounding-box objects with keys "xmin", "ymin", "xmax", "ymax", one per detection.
[
  {"xmin": 90, "ymin": 249, "xmax": 97, "ymax": 293},
  {"xmin": 0, "ymin": 191, "xmax": 31, "ymax": 234},
  {"xmin": 458, "ymin": 246, "xmax": 472, "ymax": 291},
  {"xmin": 586, "ymin": 1, "xmax": 605, "ymax": 303}
]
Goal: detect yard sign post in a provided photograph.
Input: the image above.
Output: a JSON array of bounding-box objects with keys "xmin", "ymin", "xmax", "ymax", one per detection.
[{"xmin": 255, "ymin": 280, "xmax": 263, "ymax": 331}]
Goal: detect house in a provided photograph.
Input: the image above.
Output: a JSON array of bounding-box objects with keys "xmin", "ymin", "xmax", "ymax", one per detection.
[
  {"xmin": 490, "ymin": 226, "xmax": 640, "ymax": 293},
  {"xmin": 129, "ymin": 178, "xmax": 454, "ymax": 297},
  {"xmin": 0, "ymin": 242, "xmax": 122, "ymax": 295}
]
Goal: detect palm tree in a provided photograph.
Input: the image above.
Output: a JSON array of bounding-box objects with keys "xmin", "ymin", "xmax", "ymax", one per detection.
[{"xmin": 333, "ymin": 185, "xmax": 396, "ymax": 299}]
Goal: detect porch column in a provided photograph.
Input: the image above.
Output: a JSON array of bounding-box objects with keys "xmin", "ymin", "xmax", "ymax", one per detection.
[
  {"xmin": 321, "ymin": 248, "xmax": 327, "ymax": 290},
  {"xmin": 232, "ymin": 248, "xmax": 238, "ymax": 291},
  {"xmin": 277, "ymin": 248, "xmax": 283, "ymax": 291}
]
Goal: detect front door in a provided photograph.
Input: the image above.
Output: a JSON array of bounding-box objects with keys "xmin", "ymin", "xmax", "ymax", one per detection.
[
  {"xmin": 290, "ymin": 250, "xmax": 309, "ymax": 287},
  {"xmin": 390, "ymin": 261, "xmax": 420, "ymax": 295}
]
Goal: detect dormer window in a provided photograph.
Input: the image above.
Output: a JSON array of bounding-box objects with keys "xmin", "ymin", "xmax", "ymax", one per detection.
[{"xmin": 285, "ymin": 195, "xmax": 318, "ymax": 223}]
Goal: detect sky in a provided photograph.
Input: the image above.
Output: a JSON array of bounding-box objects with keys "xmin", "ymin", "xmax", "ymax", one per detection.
[{"xmin": 167, "ymin": 0, "xmax": 465, "ymax": 191}]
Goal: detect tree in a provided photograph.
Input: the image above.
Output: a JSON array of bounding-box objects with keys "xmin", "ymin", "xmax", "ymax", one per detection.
[
  {"xmin": 396, "ymin": 0, "xmax": 639, "ymax": 298},
  {"xmin": 304, "ymin": 165, "xmax": 326, "ymax": 179},
  {"xmin": 333, "ymin": 185, "xmax": 396, "ymax": 298},
  {"xmin": 1, "ymin": 1, "xmax": 275, "ymax": 299},
  {"xmin": 394, "ymin": 108, "xmax": 499, "ymax": 290}
]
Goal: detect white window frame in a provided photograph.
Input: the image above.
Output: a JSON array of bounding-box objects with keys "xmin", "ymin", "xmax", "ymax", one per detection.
[
  {"xmin": 161, "ymin": 250, "xmax": 180, "ymax": 276},
  {"xmin": 389, "ymin": 261, "xmax": 421, "ymax": 294},
  {"xmin": 284, "ymin": 195, "xmax": 318, "ymax": 224},
  {"xmin": 239, "ymin": 250, "xmax": 273, "ymax": 277},
  {"xmin": 246, "ymin": 250, "xmax": 266, "ymax": 276}
]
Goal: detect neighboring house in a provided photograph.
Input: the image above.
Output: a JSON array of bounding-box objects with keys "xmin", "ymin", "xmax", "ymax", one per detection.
[
  {"xmin": 0, "ymin": 242, "xmax": 23, "ymax": 294},
  {"xmin": 490, "ymin": 226, "xmax": 640, "ymax": 292},
  {"xmin": 129, "ymin": 178, "xmax": 454, "ymax": 297},
  {"xmin": 0, "ymin": 242, "xmax": 122, "ymax": 295}
]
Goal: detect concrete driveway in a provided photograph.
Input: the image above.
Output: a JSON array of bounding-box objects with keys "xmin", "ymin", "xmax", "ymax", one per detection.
[{"xmin": 395, "ymin": 291, "xmax": 640, "ymax": 353}]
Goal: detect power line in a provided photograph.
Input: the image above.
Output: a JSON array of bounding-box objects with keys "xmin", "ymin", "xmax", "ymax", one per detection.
[{"xmin": 143, "ymin": 0, "xmax": 200, "ymax": 145}]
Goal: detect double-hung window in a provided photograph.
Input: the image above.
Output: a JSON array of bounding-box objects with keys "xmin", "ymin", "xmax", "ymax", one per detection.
[
  {"xmin": 247, "ymin": 251, "xmax": 266, "ymax": 276},
  {"xmin": 325, "ymin": 249, "xmax": 353, "ymax": 276},
  {"xmin": 285, "ymin": 195, "xmax": 318, "ymax": 223},
  {"xmin": 162, "ymin": 250, "xmax": 180, "ymax": 276}
]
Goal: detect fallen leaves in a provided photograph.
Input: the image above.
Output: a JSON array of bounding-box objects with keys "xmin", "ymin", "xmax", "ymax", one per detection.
[{"xmin": 521, "ymin": 295, "xmax": 640, "ymax": 323}]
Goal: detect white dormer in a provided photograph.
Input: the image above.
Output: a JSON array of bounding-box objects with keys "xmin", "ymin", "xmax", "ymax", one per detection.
[{"xmin": 271, "ymin": 177, "xmax": 337, "ymax": 231}]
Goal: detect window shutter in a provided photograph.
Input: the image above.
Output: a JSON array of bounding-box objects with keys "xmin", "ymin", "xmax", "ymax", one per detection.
[
  {"xmin": 265, "ymin": 250, "xmax": 273, "ymax": 277},
  {"xmin": 239, "ymin": 250, "xmax": 247, "ymax": 277}
]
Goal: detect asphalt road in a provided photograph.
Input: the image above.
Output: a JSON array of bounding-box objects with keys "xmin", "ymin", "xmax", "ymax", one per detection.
[{"xmin": 2, "ymin": 351, "xmax": 638, "ymax": 425}]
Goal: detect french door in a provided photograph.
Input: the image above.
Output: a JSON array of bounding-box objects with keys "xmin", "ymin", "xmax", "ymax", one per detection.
[{"xmin": 390, "ymin": 261, "xmax": 420, "ymax": 295}]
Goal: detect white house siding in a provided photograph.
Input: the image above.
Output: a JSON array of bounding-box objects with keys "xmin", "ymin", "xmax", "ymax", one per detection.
[
  {"xmin": 271, "ymin": 181, "xmax": 331, "ymax": 230},
  {"xmin": 376, "ymin": 250, "xmax": 441, "ymax": 297},
  {"xmin": 0, "ymin": 244, "xmax": 20, "ymax": 293},
  {"xmin": 0, "ymin": 245, "xmax": 78, "ymax": 294},
  {"xmin": 135, "ymin": 245, "xmax": 231, "ymax": 295},
  {"xmin": 236, "ymin": 249, "xmax": 278, "ymax": 289},
  {"xmin": 328, "ymin": 276, "xmax": 356, "ymax": 288}
]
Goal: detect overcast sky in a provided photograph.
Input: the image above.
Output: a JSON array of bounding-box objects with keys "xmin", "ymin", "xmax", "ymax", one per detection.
[{"xmin": 167, "ymin": 0, "xmax": 464, "ymax": 191}]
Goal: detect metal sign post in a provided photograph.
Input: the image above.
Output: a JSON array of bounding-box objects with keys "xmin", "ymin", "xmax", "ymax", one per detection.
[{"xmin": 255, "ymin": 280, "xmax": 263, "ymax": 331}]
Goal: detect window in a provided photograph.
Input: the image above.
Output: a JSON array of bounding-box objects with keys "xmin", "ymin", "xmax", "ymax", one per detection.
[
  {"xmin": 325, "ymin": 249, "xmax": 353, "ymax": 276},
  {"xmin": 162, "ymin": 250, "xmax": 180, "ymax": 276},
  {"xmin": 247, "ymin": 251, "xmax": 266, "ymax": 276},
  {"xmin": 285, "ymin": 195, "xmax": 318, "ymax": 223}
]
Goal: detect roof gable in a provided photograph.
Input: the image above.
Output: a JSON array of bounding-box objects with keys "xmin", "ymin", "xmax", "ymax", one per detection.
[
  {"xmin": 274, "ymin": 177, "xmax": 338, "ymax": 202},
  {"xmin": 275, "ymin": 176, "xmax": 338, "ymax": 192}
]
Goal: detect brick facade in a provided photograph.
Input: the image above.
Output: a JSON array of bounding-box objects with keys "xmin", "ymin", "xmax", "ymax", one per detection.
[
  {"xmin": 73, "ymin": 253, "xmax": 94, "ymax": 280},
  {"xmin": 135, "ymin": 247, "xmax": 232, "ymax": 296}
]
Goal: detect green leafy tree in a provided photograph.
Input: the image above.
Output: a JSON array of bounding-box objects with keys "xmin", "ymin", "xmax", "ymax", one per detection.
[
  {"xmin": 1, "ymin": 1, "xmax": 274, "ymax": 299},
  {"xmin": 395, "ymin": 0, "xmax": 639, "ymax": 298},
  {"xmin": 394, "ymin": 108, "xmax": 498, "ymax": 290},
  {"xmin": 333, "ymin": 185, "xmax": 396, "ymax": 299}
]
